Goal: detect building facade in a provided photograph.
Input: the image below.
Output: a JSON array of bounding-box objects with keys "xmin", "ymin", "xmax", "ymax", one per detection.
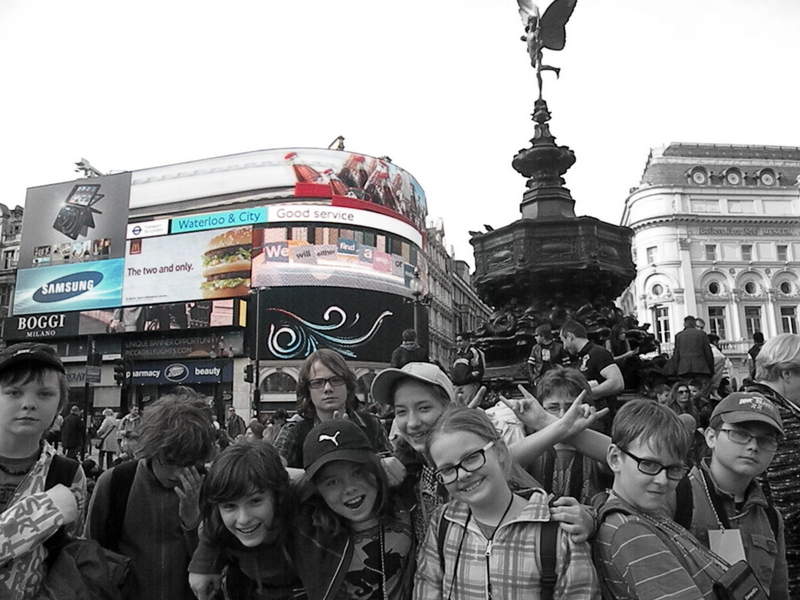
[
  {"xmin": 422, "ymin": 223, "xmax": 493, "ymax": 368},
  {"xmin": 0, "ymin": 204, "xmax": 23, "ymax": 325},
  {"xmin": 620, "ymin": 143, "xmax": 800, "ymax": 373}
]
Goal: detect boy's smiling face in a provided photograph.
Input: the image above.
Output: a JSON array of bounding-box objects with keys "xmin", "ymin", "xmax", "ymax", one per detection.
[
  {"xmin": 0, "ymin": 370, "xmax": 61, "ymax": 445},
  {"xmin": 608, "ymin": 436, "xmax": 685, "ymax": 514}
]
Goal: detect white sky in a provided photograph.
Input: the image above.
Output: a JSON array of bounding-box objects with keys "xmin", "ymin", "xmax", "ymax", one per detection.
[{"xmin": 2, "ymin": 0, "xmax": 799, "ymax": 266}]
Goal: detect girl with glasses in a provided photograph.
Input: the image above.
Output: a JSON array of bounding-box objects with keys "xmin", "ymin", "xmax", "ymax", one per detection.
[{"xmin": 414, "ymin": 406, "xmax": 599, "ymax": 599}]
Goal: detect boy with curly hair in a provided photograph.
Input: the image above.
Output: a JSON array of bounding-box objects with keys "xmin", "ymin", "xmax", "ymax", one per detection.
[{"xmin": 86, "ymin": 390, "xmax": 216, "ymax": 600}]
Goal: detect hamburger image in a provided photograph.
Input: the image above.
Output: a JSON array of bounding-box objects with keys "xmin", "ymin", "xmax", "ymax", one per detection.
[{"xmin": 201, "ymin": 227, "xmax": 252, "ymax": 299}]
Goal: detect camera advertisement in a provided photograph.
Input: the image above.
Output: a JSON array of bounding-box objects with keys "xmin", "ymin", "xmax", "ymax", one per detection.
[
  {"xmin": 122, "ymin": 225, "xmax": 253, "ymax": 305},
  {"xmin": 13, "ymin": 173, "xmax": 131, "ymax": 315},
  {"xmin": 18, "ymin": 172, "xmax": 131, "ymax": 269}
]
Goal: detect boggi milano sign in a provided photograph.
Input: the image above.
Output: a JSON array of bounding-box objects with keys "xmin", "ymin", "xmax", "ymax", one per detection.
[{"xmin": 4, "ymin": 313, "xmax": 80, "ymax": 340}]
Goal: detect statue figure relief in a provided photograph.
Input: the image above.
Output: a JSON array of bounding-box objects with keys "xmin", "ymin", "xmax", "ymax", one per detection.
[{"xmin": 516, "ymin": 0, "xmax": 578, "ymax": 99}]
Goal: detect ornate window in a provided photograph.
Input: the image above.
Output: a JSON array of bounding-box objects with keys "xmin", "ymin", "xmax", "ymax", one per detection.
[
  {"xmin": 759, "ymin": 169, "xmax": 776, "ymax": 186},
  {"xmin": 708, "ymin": 306, "xmax": 727, "ymax": 340},
  {"xmin": 744, "ymin": 306, "xmax": 762, "ymax": 338},
  {"xmin": 689, "ymin": 167, "xmax": 708, "ymax": 185},
  {"xmin": 781, "ymin": 306, "xmax": 798, "ymax": 334},
  {"xmin": 724, "ymin": 168, "xmax": 743, "ymax": 186}
]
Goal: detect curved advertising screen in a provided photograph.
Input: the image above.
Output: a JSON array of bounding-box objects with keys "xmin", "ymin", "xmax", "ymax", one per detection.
[{"xmin": 251, "ymin": 223, "xmax": 426, "ymax": 296}]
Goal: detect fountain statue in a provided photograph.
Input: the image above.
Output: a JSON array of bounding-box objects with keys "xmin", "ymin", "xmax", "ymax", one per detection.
[{"xmin": 467, "ymin": 1, "xmax": 653, "ymax": 392}]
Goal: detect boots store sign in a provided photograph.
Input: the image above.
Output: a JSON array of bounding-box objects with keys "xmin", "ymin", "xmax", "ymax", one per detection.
[
  {"xmin": 4, "ymin": 313, "xmax": 80, "ymax": 340},
  {"xmin": 125, "ymin": 359, "xmax": 233, "ymax": 385}
]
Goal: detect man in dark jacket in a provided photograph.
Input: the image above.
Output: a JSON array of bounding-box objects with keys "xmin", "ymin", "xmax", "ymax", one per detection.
[
  {"xmin": 61, "ymin": 404, "xmax": 84, "ymax": 459},
  {"xmin": 390, "ymin": 329, "xmax": 428, "ymax": 368},
  {"xmin": 225, "ymin": 407, "xmax": 246, "ymax": 439},
  {"xmin": 672, "ymin": 316, "xmax": 714, "ymax": 382}
]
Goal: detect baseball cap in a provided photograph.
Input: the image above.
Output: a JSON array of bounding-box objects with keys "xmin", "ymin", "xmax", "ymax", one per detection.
[
  {"xmin": 370, "ymin": 362, "xmax": 455, "ymax": 407},
  {"xmin": 0, "ymin": 342, "xmax": 65, "ymax": 375},
  {"xmin": 303, "ymin": 419, "xmax": 375, "ymax": 479},
  {"xmin": 711, "ymin": 391, "xmax": 783, "ymax": 435}
]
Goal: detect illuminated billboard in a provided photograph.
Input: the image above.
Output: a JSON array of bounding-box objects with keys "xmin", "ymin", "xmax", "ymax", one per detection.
[
  {"xmin": 251, "ymin": 224, "xmax": 425, "ymax": 295},
  {"xmin": 14, "ymin": 173, "xmax": 131, "ymax": 315},
  {"xmin": 252, "ymin": 287, "xmax": 414, "ymax": 362},
  {"xmin": 123, "ymin": 226, "xmax": 252, "ymax": 305},
  {"xmin": 14, "ymin": 259, "xmax": 125, "ymax": 315},
  {"xmin": 129, "ymin": 149, "xmax": 428, "ymax": 232}
]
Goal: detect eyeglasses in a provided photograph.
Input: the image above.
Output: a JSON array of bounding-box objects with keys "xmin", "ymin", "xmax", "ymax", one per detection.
[
  {"xmin": 677, "ymin": 389, "xmax": 690, "ymax": 395},
  {"xmin": 308, "ymin": 376, "xmax": 346, "ymax": 389},
  {"xmin": 618, "ymin": 446, "xmax": 688, "ymax": 481},
  {"xmin": 434, "ymin": 441, "xmax": 495, "ymax": 484},
  {"xmin": 719, "ymin": 428, "xmax": 779, "ymax": 451}
]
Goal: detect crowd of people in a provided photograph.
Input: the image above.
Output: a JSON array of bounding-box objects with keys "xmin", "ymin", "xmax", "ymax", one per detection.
[{"xmin": 2, "ymin": 322, "xmax": 799, "ymax": 599}]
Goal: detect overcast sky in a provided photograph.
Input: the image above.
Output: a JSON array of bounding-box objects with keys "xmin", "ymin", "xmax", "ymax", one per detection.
[{"xmin": 2, "ymin": 0, "xmax": 799, "ymax": 265}]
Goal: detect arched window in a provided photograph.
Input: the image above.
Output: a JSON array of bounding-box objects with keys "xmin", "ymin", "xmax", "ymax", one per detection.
[{"xmin": 260, "ymin": 372, "xmax": 296, "ymax": 394}]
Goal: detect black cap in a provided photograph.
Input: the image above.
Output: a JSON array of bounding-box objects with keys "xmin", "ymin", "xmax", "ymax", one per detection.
[
  {"xmin": 0, "ymin": 342, "xmax": 64, "ymax": 374},
  {"xmin": 302, "ymin": 419, "xmax": 374, "ymax": 479}
]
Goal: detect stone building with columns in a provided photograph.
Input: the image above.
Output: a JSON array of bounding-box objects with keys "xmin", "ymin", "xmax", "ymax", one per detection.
[{"xmin": 620, "ymin": 143, "xmax": 800, "ymax": 374}]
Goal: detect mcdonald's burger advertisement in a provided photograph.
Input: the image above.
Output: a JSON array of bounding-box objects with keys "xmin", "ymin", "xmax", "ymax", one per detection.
[{"xmin": 122, "ymin": 226, "xmax": 253, "ymax": 305}]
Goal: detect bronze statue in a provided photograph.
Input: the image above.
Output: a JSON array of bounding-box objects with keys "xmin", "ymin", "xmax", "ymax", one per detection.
[{"xmin": 517, "ymin": 0, "xmax": 578, "ymax": 99}]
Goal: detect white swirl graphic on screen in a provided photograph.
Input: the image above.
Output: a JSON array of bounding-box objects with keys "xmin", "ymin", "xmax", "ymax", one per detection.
[{"xmin": 266, "ymin": 306, "xmax": 393, "ymax": 358}]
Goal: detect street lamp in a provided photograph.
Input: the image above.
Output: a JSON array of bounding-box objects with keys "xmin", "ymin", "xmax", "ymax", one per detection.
[{"xmin": 406, "ymin": 268, "xmax": 431, "ymax": 332}]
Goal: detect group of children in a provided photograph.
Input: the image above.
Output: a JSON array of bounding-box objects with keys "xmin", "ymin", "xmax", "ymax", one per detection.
[{"xmin": 0, "ymin": 340, "xmax": 789, "ymax": 599}]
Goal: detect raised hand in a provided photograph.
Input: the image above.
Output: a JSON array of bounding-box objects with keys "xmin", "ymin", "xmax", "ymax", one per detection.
[
  {"xmin": 558, "ymin": 391, "xmax": 608, "ymax": 437},
  {"xmin": 175, "ymin": 465, "xmax": 204, "ymax": 529},
  {"xmin": 499, "ymin": 384, "xmax": 553, "ymax": 431}
]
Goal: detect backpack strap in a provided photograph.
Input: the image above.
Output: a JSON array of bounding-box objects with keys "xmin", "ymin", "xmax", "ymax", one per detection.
[
  {"xmin": 106, "ymin": 460, "xmax": 139, "ymax": 552},
  {"xmin": 539, "ymin": 520, "xmax": 559, "ymax": 600},
  {"xmin": 43, "ymin": 454, "xmax": 80, "ymax": 562},
  {"xmin": 437, "ymin": 509, "xmax": 449, "ymax": 574},
  {"xmin": 673, "ymin": 475, "xmax": 694, "ymax": 529}
]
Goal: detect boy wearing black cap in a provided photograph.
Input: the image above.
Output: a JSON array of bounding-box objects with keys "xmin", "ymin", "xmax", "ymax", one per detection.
[
  {"xmin": 683, "ymin": 391, "xmax": 788, "ymax": 598},
  {"xmin": 0, "ymin": 342, "xmax": 85, "ymax": 599}
]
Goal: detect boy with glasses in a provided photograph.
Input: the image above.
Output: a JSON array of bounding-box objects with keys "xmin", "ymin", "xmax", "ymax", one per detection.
[
  {"xmin": 595, "ymin": 400, "xmax": 730, "ymax": 598},
  {"xmin": 681, "ymin": 392, "xmax": 787, "ymax": 598}
]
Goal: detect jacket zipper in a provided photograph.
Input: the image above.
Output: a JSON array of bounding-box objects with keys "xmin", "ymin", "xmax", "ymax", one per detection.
[{"xmin": 322, "ymin": 537, "xmax": 351, "ymax": 600}]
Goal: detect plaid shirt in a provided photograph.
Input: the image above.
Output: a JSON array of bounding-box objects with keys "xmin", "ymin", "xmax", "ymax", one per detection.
[
  {"xmin": 595, "ymin": 493, "xmax": 727, "ymax": 600},
  {"xmin": 414, "ymin": 489, "xmax": 599, "ymax": 599}
]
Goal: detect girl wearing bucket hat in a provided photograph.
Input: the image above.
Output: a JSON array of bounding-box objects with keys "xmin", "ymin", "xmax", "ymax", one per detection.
[{"xmin": 371, "ymin": 362, "xmax": 602, "ymax": 545}]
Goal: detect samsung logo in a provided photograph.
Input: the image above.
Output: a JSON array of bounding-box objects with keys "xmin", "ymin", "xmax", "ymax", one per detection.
[
  {"xmin": 164, "ymin": 363, "xmax": 189, "ymax": 382},
  {"xmin": 33, "ymin": 272, "xmax": 103, "ymax": 303}
]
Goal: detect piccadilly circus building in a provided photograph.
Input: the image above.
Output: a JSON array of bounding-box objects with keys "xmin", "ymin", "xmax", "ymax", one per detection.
[
  {"xmin": 620, "ymin": 143, "xmax": 800, "ymax": 380},
  {"xmin": 4, "ymin": 148, "xmax": 430, "ymax": 417}
]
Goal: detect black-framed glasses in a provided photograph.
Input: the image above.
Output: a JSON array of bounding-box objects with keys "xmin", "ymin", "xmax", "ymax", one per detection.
[
  {"xmin": 308, "ymin": 376, "xmax": 346, "ymax": 389},
  {"xmin": 677, "ymin": 389, "xmax": 690, "ymax": 395},
  {"xmin": 434, "ymin": 441, "xmax": 495, "ymax": 484},
  {"xmin": 719, "ymin": 428, "xmax": 779, "ymax": 451},
  {"xmin": 618, "ymin": 446, "xmax": 688, "ymax": 480}
]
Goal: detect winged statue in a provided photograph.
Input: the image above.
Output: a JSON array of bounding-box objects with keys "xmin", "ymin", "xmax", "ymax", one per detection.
[{"xmin": 517, "ymin": 0, "xmax": 578, "ymax": 99}]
